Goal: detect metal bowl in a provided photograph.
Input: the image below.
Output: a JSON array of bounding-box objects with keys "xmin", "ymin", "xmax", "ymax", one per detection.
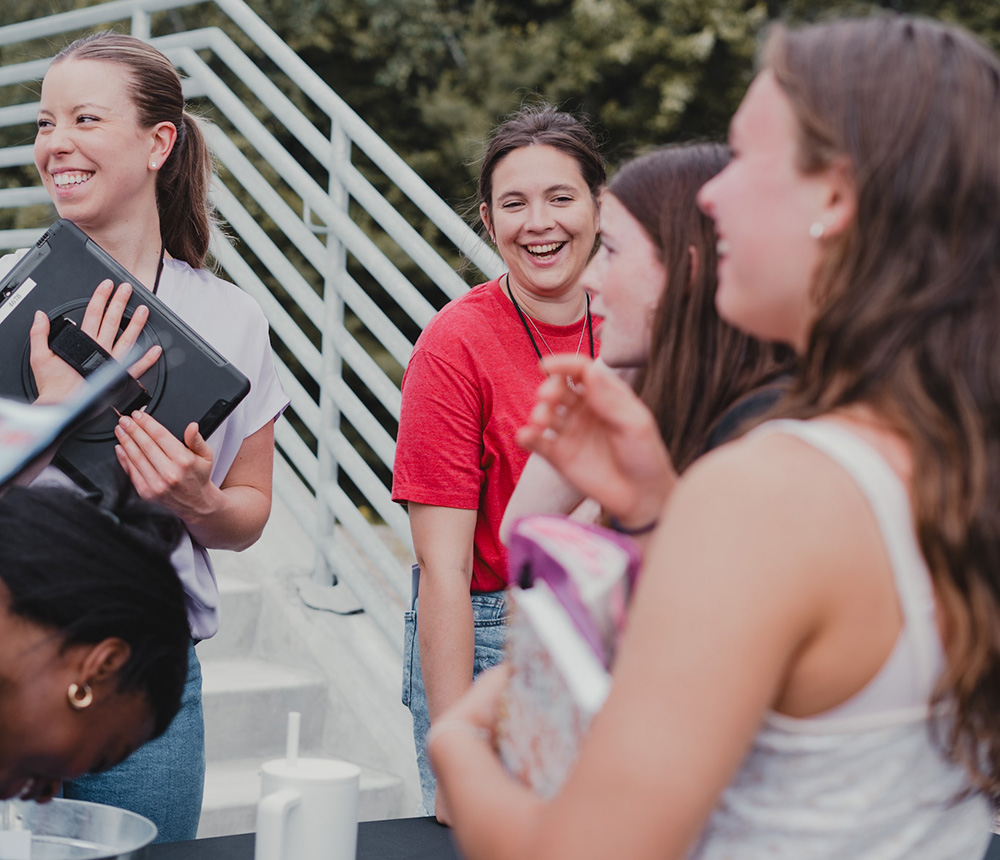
[{"xmin": 0, "ymin": 797, "xmax": 157, "ymax": 859}]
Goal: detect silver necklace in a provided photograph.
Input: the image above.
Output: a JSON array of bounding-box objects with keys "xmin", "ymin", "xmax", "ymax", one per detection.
[{"xmin": 504, "ymin": 274, "xmax": 593, "ymax": 360}]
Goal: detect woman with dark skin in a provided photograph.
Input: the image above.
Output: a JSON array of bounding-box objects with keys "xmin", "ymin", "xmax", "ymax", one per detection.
[{"xmin": 0, "ymin": 486, "xmax": 189, "ymax": 803}]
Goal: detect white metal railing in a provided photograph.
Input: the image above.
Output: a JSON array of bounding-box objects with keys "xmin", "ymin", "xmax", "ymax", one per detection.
[{"xmin": 0, "ymin": 0, "xmax": 504, "ymax": 650}]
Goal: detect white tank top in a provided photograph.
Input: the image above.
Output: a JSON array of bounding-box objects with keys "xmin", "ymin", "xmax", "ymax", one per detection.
[{"xmin": 687, "ymin": 419, "xmax": 993, "ymax": 860}]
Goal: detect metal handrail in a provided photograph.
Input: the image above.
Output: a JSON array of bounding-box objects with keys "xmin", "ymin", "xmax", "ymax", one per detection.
[{"xmin": 0, "ymin": 0, "xmax": 502, "ymax": 650}]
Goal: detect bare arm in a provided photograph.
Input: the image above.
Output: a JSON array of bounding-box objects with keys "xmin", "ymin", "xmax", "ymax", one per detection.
[
  {"xmin": 499, "ymin": 453, "xmax": 586, "ymax": 545},
  {"xmin": 408, "ymin": 501, "xmax": 479, "ymax": 823},
  {"xmin": 517, "ymin": 355, "xmax": 676, "ymax": 545},
  {"xmin": 431, "ymin": 432, "xmax": 895, "ymax": 860}
]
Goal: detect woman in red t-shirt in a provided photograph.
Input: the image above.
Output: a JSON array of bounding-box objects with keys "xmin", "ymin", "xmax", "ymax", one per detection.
[{"xmin": 392, "ymin": 105, "xmax": 603, "ymax": 822}]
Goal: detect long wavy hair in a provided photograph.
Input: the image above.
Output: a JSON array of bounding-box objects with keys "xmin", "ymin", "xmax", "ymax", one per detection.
[
  {"xmin": 616, "ymin": 144, "xmax": 794, "ymax": 472},
  {"xmin": 52, "ymin": 32, "xmax": 216, "ymax": 268},
  {"xmin": 766, "ymin": 16, "xmax": 1000, "ymax": 796}
]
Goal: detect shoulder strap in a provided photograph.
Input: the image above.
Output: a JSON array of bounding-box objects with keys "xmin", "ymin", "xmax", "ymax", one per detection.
[{"xmin": 749, "ymin": 419, "xmax": 941, "ymax": 693}]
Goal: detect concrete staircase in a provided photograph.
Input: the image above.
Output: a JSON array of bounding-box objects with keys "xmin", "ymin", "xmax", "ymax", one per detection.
[{"xmin": 194, "ymin": 488, "xmax": 420, "ymax": 838}]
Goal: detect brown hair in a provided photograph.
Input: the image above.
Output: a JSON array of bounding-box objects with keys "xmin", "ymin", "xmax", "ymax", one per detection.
[
  {"xmin": 477, "ymin": 104, "xmax": 605, "ymax": 239},
  {"xmin": 614, "ymin": 144, "xmax": 794, "ymax": 472},
  {"xmin": 766, "ymin": 16, "xmax": 1000, "ymax": 796},
  {"xmin": 52, "ymin": 32, "xmax": 215, "ymax": 268}
]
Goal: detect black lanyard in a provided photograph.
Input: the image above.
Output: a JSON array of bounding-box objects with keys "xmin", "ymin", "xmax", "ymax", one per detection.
[{"xmin": 504, "ymin": 273, "xmax": 594, "ymax": 362}]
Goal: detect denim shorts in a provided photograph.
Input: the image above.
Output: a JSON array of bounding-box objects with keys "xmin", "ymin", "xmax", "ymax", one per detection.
[{"xmin": 402, "ymin": 573, "xmax": 508, "ymax": 815}]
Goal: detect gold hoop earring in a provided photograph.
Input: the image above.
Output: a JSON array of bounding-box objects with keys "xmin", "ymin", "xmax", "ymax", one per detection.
[{"xmin": 67, "ymin": 682, "xmax": 93, "ymax": 711}]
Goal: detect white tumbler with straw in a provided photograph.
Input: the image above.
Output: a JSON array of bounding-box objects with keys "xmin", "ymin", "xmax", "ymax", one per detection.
[{"xmin": 255, "ymin": 711, "xmax": 361, "ymax": 860}]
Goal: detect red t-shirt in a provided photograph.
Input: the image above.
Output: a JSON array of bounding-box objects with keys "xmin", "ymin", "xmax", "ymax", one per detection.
[{"xmin": 392, "ymin": 277, "xmax": 599, "ymax": 592}]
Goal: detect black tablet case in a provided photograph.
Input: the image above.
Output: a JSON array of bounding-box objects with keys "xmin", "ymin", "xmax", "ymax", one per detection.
[{"xmin": 0, "ymin": 219, "xmax": 251, "ymax": 492}]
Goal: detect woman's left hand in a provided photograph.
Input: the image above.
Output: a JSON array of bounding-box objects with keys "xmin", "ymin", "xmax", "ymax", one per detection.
[{"xmin": 114, "ymin": 412, "xmax": 221, "ymax": 524}]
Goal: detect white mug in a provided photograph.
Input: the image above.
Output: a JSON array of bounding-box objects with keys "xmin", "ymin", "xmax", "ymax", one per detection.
[{"xmin": 255, "ymin": 757, "xmax": 361, "ymax": 860}]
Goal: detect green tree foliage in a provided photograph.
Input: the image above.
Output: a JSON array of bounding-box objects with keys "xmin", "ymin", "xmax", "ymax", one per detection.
[
  {"xmin": 244, "ymin": 0, "xmax": 1000, "ymax": 208},
  {"xmin": 7, "ymin": 0, "xmax": 1000, "ymax": 214}
]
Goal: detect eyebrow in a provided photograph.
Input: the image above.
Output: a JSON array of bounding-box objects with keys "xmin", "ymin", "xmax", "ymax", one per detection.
[
  {"xmin": 497, "ymin": 183, "xmax": 580, "ymax": 201},
  {"xmin": 37, "ymin": 103, "xmax": 111, "ymax": 116}
]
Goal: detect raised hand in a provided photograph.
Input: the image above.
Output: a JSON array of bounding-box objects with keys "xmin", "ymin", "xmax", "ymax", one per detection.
[{"xmin": 517, "ymin": 354, "xmax": 675, "ymax": 531}]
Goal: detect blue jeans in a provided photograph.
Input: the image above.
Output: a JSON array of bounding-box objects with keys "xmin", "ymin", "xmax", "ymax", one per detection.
[
  {"xmin": 62, "ymin": 640, "xmax": 206, "ymax": 843},
  {"xmin": 402, "ymin": 584, "xmax": 508, "ymax": 816}
]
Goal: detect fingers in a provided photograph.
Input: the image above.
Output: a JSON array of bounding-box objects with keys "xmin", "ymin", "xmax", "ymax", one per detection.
[
  {"xmin": 115, "ymin": 410, "xmax": 182, "ymax": 481},
  {"xmin": 183, "ymin": 421, "xmax": 210, "ymax": 454},
  {"xmin": 28, "ymin": 309, "xmax": 52, "ymax": 363},
  {"xmin": 96, "ymin": 282, "xmax": 132, "ymax": 345},
  {"xmin": 29, "ymin": 311, "xmax": 84, "ymax": 405},
  {"xmin": 127, "ymin": 343, "xmax": 162, "ymax": 379},
  {"xmin": 13, "ymin": 777, "xmax": 60, "ymax": 802},
  {"xmin": 80, "ymin": 279, "xmax": 115, "ymax": 335},
  {"xmin": 109, "ymin": 302, "xmax": 149, "ymax": 362},
  {"xmin": 538, "ymin": 353, "xmax": 591, "ymax": 380},
  {"xmin": 115, "ymin": 412, "xmax": 186, "ymax": 502},
  {"xmin": 80, "ymin": 281, "xmax": 154, "ymax": 364}
]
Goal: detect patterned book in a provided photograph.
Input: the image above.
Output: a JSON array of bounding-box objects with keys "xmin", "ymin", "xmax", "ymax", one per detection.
[{"xmin": 497, "ymin": 515, "xmax": 640, "ymax": 797}]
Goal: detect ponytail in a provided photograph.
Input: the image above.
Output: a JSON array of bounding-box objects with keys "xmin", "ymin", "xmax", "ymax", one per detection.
[{"xmin": 157, "ymin": 111, "xmax": 214, "ymax": 268}]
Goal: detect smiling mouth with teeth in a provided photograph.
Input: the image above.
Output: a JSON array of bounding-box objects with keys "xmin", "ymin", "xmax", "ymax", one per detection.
[
  {"xmin": 52, "ymin": 171, "xmax": 94, "ymax": 188},
  {"xmin": 526, "ymin": 242, "xmax": 566, "ymax": 258}
]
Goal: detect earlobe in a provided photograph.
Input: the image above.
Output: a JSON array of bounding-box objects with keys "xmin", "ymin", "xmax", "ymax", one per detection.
[
  {"xmin": 151, "ymin": 121, "xmax": 178, "ymax": 170},
  {"xmin": 820, "ymin": 156, "xmax": 857, "ymax": 237},
  {"xmin": 479, "ymin": 202, "xmax": 494, "ymax": 243},
  {"xmin": 79, "ymin": 638, "xmax": 132, "ymax": 688}
]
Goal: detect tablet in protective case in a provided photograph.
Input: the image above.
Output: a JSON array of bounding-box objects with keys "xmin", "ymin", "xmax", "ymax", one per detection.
[{"xmin": 0, "ymin": 219, "xmax": 251, "ymax": 492}]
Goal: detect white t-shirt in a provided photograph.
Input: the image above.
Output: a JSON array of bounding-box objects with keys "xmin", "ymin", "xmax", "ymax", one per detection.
[{"xmin": 0, "ymin": 250, "xmax": 289, "ymax": 639}]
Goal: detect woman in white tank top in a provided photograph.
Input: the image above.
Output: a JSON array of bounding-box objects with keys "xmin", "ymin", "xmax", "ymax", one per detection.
[{"xmin": 429, "ymin": 15, "xmax": 1000, "ymax": 860}]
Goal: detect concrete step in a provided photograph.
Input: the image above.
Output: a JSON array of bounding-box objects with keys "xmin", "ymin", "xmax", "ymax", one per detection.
[
  {"xmin": 196, "ymin": 576, "xmax": 262, "ymax": 662},
  {"xmin": 202, "ymin": 658, "xmax": 327, "ymax": 761},
  {"xmin": 198, "ymin": 757, "xmax": 406, "ymax": 838}
]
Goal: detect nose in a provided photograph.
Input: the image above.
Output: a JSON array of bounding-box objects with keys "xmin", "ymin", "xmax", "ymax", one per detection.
[
  {"xmin": 38, "ymin": 122, "xmax": 74, "ymax": 158},
  {"xmin": 578, "ymin": 247, "xmax": 606, "ymax": 296},
  {"xmin": 524, "ymin": 199, "xmax": 556, "ymax": 231},
  {"xmin": 696, "ymin": 176, "xmax": 717, "ymax": 218}
]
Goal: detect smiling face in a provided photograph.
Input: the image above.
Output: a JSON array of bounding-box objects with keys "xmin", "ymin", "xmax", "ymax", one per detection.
[
  {"xmin": 697, "ymin": 71, "xmax": 838, "ymax": 351},
  {"xmin": 582, "ymin": 192, "xmax": 667, "ymax": 368},
  {"xmin": 34, "ymin": 58, "xmax": 163, "ymax": 238},
  {"xmin": 480, "ymin": 144, "xmax": 600, "ymax": 303}
]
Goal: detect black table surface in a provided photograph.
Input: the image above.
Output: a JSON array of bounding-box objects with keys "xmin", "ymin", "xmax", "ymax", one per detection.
[
  {"xmin": 148, "ymin": 816, "xmax": 460, "ymax": 860},
  {"xmin": 149, "ymin": 820, "xmax": 1000, "ymax": 860}
]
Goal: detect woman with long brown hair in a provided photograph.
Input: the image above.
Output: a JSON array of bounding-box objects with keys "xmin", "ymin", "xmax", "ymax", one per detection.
[
  {"xmin": 501, "ymin": 143, "xmax": 792, "ymax": 540},
  {"xmin": 430, "ymin": 15, "xmax": 1000, "ymax": 859},
  {"xmin": 392, "ymin": 105, "xmax": 603, "ymax": 821}
]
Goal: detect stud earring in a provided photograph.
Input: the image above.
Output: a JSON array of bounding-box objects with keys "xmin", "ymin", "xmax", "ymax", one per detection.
[
  {"xmin": 67, "ymin": 682, "xmax": 93, "ymax": 710},
  {"xmin": 809, "ymin": 222, "xmax": 825, "ymax": 239},
  {"xmin": 150, "ymin": 162, "xmax": 158, "ymax": 170}
]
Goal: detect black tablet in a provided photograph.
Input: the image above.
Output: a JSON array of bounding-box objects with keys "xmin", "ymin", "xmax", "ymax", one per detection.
[{"xmin": 0, "ymin": 219, "xmax": 251, "ymax": 492}]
